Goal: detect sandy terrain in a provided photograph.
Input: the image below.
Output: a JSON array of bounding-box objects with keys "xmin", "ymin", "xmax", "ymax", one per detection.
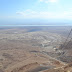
[{"xmin": 0, "ymin": 27, "xmax": 72, "ymax": 72}]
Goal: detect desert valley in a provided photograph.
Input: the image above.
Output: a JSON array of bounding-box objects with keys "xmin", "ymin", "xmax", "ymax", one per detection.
[{"xmin": 0, "ymin": 26, "xmax": 72, "ymax": 72}]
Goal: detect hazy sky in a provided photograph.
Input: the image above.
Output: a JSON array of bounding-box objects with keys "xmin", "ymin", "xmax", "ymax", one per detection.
[{"xmin": 0, "ymin": 0, "xmax": 72, "ymax": 26}]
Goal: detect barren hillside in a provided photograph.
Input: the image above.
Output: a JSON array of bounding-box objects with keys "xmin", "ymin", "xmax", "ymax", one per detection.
[{"xmin": 0, "ymin": 27, "xmax": 72, "ymax": 72}]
